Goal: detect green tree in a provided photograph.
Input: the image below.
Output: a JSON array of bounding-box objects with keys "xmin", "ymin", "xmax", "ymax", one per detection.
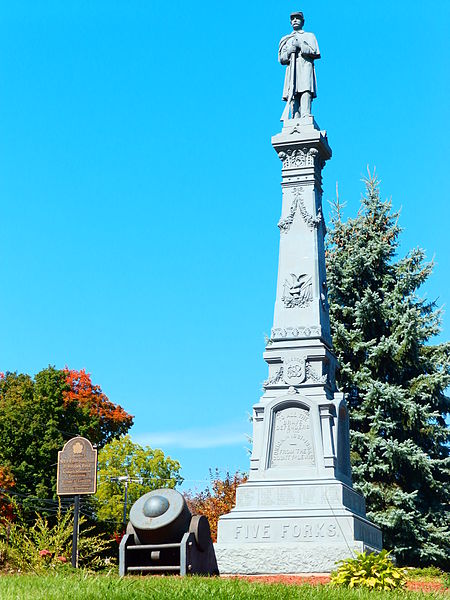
[
  {"xmin": 95, "ymin": 435, "xmax": 183, "ymax": 532},
  {"xmin": 0, "ymin": 370, "xmax": 64, "ymax": 502},
  {"xmin": 0, "ymin": 367, "xmax": 133, "ymax": 506},
  {"xmin": 326, "ymin": 173, "xmax": 450, "ymax": 568}
]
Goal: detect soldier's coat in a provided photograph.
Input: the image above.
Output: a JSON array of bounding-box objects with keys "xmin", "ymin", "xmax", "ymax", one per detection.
[{"xmin": 279, "ymin": 30, "xmax": 320, "ymax": 99}]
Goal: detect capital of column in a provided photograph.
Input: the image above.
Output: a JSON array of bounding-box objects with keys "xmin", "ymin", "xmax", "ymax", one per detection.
[{"xmin": 272, "ymin": 123, "xmax": 331, "ymax": 192}]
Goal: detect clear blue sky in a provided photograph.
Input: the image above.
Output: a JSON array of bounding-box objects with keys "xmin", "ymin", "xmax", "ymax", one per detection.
[{"xmin": 1, "ymin": 1, "xmax": 449, "ymax": 490}]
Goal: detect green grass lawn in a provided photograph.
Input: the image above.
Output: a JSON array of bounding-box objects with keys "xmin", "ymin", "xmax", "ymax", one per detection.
[{"xmin": 0, "ymin": 574, "xmax": 445, "ymax": 600}]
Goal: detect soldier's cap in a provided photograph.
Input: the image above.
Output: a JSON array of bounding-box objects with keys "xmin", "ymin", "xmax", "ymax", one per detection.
[{"xmin": 290, "ymin": 11, "xmax": 304, "ymax": 20}]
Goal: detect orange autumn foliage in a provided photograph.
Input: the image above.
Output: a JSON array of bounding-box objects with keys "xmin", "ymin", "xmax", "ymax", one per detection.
[
  {"xmin": 63, "ymin": 368, "xmax": 133, "ymax": 446},
  {"xmin": 185, "ymin": 470, "xmax": 247, "ymax": 542}
]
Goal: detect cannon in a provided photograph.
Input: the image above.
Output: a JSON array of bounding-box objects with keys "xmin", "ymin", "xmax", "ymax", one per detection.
[{"xmin": 119, "ymin": 488, "xmax": 219, "ymax": 576}]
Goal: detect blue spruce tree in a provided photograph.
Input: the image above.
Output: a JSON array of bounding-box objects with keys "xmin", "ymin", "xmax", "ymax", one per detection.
[{"xmin": 326, "ymin": 173, "xmax": 450, "ymax": 568}]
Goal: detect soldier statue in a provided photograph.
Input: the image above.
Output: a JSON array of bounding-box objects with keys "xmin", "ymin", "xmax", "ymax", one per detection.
[{"xmin": 279, "ymin": 12, "xmax": 320, "ymax": 121}]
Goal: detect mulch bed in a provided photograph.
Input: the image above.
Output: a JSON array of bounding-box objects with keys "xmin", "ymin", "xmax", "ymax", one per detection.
[
  {"xmin": 230, "ymin": 574, "xmax": 449, "ymax": 593},
  {"xmin": 406, "ymin": 580, "xmax": 448, "ymax": 594},
  {"xmin": 233, "ymin": 575, "xmax": 331, "ymax": 586}
]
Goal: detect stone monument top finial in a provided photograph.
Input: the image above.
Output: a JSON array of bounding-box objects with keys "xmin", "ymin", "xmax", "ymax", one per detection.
[{"xmin": 279, "ymin": 11, "xmax": 320, "ymax": 123}]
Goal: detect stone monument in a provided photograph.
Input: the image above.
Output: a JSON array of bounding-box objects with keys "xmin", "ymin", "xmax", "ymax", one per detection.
[{"xmin": 214, "ymin": 11, "xmax": 382, "ymax": 574}]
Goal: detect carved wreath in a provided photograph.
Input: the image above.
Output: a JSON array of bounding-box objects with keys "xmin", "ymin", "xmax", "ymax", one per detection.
[{"xmin": 278, "ymin": 187, "xmax": 322, "ymax": 233}]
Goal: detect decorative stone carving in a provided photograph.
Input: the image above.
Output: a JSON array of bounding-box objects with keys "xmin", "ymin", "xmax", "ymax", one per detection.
[
  {"xmin": 305, "ymin": 362, "xmax": 328, "ymax": 385},
  {"xmin": 278, "ymin": 189, "xmax": 300, "ymax": 233},
  {"xmin": 263, "ymin": 368, "xmax": 284, "ymax": 388},
  {"xmin": 277, "ymin": 147, "xmax": 319, "ymax": 169},
  {"xmin": 270, "ymin": 406, "xmax": 315, "ymax": 467},
  {"xmin": 283, "ymin": 357, "xmax": 306, "ymax": 386},
  {"xmin": 282, "ymin": 273, "xmax": 313, "ymax": 308},
  {"xmin": 263, "ymin": 359, "xmax": 328, "ymax": 389},
  {"xmin": 271, "ymin": 325, "xmax": 321, "ymax": 340},
  {"xmin": 278, "ymin": 187, "xmax": 322, "ymax": 233},
  {"xmin": 296, "ymin": 188, "xmax": 322, "ymax": 230}
]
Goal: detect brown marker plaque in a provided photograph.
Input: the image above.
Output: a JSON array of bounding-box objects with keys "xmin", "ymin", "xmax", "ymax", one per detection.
[{"xmin": 57, "ymin": 437, "xmax": 97, "ymax": 496}]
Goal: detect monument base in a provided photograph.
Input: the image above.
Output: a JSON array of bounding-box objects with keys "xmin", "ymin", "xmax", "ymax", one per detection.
[
  {"xmin": 215, "ymin": 541, "xmax": 379, "ymax": 575},
  {"xmin": 215, "ymin": 479, "xmax": 382, "ymax": 574}
]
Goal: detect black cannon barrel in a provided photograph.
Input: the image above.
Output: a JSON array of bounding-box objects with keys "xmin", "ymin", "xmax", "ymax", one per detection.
[{"xmin": 129, "ymin": 488, "xmax": 191, "ymax": 545}]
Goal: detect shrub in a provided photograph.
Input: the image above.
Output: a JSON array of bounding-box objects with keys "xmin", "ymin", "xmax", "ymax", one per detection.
[
  {"xmin": 330, "ymin": 550, "xmax": 407, "ymax": 590},
  {"xmin": 443, "ymin": 572, "xmax": 450, "ymax": 589},
  {"xmin": 0, "ymin": 465, "xmax": 16, "ymax": 522},
  {"xmin": 0, "ymin": 503, "xmax": 113, "ymax": 573},
  {"xmin": 407, "ymin": 566, "xmax": 444, "ymax": 580}
]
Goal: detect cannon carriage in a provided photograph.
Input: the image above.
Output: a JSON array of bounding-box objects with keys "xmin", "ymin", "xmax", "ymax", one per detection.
[{"xmin": 119, "ymin": 488, "xmax": 219, "ymax": 576}]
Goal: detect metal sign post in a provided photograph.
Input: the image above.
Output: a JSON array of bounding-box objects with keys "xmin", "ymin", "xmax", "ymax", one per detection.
[{"xmin": 71, "ymin": 495, "xmax": 80, "ymax": 568}]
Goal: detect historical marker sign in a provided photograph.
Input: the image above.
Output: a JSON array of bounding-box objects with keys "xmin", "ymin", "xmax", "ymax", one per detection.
[{"xmin": 57, "ymin": 437, "xmax": 97, "ymax": 496}]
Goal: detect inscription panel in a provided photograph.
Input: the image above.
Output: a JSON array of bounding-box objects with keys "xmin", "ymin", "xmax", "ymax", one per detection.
[
  {"xmin": 233, "ymin": 518, "xmax": 342, "ymax": 543},
  {"xmin": 237, "ymin": 484, "xmax": 343, "ymax": 510},
  {"xmin": 57, "ymin": 437, "xmax": 97, "ymax": 496},
  {"xmin": 236, "ymin": 488, "xmax": 257, "ymax": 508},
  {"xmin": 270, "ymin": 406, "xmax": 315, "ymax": 467}
]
